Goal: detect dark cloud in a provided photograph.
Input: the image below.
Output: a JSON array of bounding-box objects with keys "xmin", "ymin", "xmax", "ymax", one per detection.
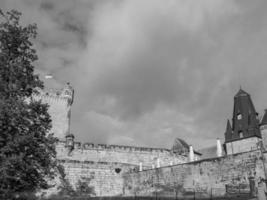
[
  {"xmin": 40, "ymin": 1, "xmax": 54, "ymax": 11},
  {"xmin": 1, "ymin": 0, "xmax": 267, "ymax": 150}
]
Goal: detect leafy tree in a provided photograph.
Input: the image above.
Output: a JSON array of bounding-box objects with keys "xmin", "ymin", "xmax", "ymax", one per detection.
[{"xmin": 0, "ymin": 9, "xmax": 57, "ymax": 199}]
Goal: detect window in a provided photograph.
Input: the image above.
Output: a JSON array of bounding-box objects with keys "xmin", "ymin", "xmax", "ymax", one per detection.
[
  {"xmin": 115, "ymin": 168, "xmax": 121, "ymax": 174},
  {"xmin": 65, "ymin": 90, "xmax": 70, "ymax": 95},
  {"xmin": 239, "ymin": 131, "xmax": 244, "ymax": 138},
  {"xmin": 237, "ymin": 114, "xmax": 242, "ymax": 120}
]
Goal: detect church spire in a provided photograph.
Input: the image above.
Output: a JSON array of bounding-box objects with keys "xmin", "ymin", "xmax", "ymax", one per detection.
[
  {"xmin": 225, "ymin": 119, "xmax": 232, "ymax": 142},
  {"xmin": 227, "ymin": 88, "xmax": 261, "ymax": 142},
  {"xmin": 261, "ymin": 109, "xmax": 267, "ymax": 126},
  {"xmin": 234, "ymin": 87, "xmax": 249, "ymax": 98}
]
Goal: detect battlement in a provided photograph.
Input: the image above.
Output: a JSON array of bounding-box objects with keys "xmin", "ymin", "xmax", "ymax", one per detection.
[
  {"xmin": 57, "ymin": 159, "xmax": 138, "ymax": 167},
  {"xmin": 33, "ymin": 91, "xmax": 69, "ymax": 105},
  {"xmin": 57, "ymin": 140, "xmax": 172, "ymax": 154},
  {"xmin": 33, "ymin": 84, "xmax": 74, "ymax": 106}
]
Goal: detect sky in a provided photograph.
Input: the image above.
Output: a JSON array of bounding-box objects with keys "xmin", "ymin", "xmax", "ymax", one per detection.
[{"xmin": 1, "ymin": 0, "xmax": 267, "ymax": 150}]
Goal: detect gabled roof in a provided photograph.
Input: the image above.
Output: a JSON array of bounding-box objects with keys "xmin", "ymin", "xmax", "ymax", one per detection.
[
  {"xmin": 172, "ymin": 138, "xmax": 189, "ymax": 152},
  {"xmin": 172, "ymin": 138, "xmax": 201, "ymax": 155}
]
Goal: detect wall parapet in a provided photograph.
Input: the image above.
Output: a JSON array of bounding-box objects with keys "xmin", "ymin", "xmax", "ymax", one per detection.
[
  {"xmin": 32, "ymin": 91, "xmax": 70, "ymax": 105},
  {"xmin": 57, "ymin": 159, "xmax": 138, "ymax": 167},
  {"xmin": 123, "ymin": 149, "xmax": 265, "ymax": 197},
  {"xmin": 57, "ymin": 140, "xmax": 176, "ymax": 154},
  {"xmin": 124, "ymin": 149, "xmax": 262, "ymax": 174}
]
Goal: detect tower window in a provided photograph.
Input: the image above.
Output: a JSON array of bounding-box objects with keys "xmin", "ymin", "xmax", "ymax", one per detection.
[{"xmin": 237, "ymin": 114, "xmax": 242, "ymax": 120}]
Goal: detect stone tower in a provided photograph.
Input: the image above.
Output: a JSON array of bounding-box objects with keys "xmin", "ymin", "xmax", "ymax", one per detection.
[
  {"xmin": 33, "ymin": 83, "xmax": 74, "ymax": 140},
  {"xmin": 224, "ymin": 88, "xmax": 261, "ymax": 155}
]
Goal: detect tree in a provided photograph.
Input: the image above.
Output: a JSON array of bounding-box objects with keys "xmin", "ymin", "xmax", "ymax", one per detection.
[{"xmin": 0, "ymin": 9, "xmax": 57, "ymax": 199}]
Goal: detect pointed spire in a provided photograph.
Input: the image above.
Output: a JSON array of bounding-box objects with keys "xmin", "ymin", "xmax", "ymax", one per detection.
[
  {"xmin": 225, "ymin": 119, "xmax": 232, "ymax": 142},
  {"xmin": 226, "ymin": 119, "xmax": 232, "ymax": 132},
  {"xmin": 261, "ymin": 109, "xmax": 267, "ymax": 126},
  {"xmin": 234, "ymin": 87, "xmax": 249, "ymax": 98}
]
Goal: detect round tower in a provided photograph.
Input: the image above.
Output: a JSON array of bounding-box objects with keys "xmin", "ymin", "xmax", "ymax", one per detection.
[{"xmin": 61, "ymin": 83, "xmax": 75, "ymax": 153}]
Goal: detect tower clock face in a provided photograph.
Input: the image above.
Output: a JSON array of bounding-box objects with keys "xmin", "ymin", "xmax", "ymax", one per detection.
[{"xmin": 237, "ymin": 114, "xmax": 242, "ymax": 120}]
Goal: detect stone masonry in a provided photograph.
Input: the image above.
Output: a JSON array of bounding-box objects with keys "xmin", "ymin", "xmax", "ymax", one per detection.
[
  {"xmin": 123, "ymin": 150, "xmax": 267, "ymax": 198},
  {"xmin": 39, "ymin": 85, "xmax": 267, "ymax": 197}
]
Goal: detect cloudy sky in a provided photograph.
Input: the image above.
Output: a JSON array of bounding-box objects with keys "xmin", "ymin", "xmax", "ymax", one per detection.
[{"xmin": 1, "ymin": 0, "xmax": 267, "ymax": 150}]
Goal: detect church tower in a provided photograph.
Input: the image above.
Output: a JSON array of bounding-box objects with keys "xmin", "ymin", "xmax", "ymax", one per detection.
[{"xmin": 224, "ymin": 88, "xmax": 261, "ymax": 155}]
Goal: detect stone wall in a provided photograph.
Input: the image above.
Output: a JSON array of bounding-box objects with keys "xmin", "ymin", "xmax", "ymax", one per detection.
[
  {"xmin": 55, "ymin": 141, "xmax": 191, "ymax": 197},
  {"xmin": 225, "ymin": 137, "xmax": 261, "ymax": 155},
  {"xmin": 58, "ymin": 159, "xmax": 134, "ymax": 196},
  {"xmin": 123, "ymin": 150, "xmax": 266, "ymax": 198},
  {"xmin": 56, "ymin": 141, "xmax": 188, "ymax": 169}
]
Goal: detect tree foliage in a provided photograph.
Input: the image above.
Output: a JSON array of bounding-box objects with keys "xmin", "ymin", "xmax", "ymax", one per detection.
[{"xmin": 0, "ymin": 9, "xmax": 57, "ymax": 199}]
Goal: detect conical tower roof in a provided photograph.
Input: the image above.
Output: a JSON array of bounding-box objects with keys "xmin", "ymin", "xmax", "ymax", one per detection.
[
  {"xmin": 234, "ymin": 88, "xmax": 249, "ymax": 98},
  {"xmin": 225, "ymin": 119, "xmax": 232, "ymax": 142},
  {"xmin": 261, "ymin": 109, "xmax": 267, "ymax": 126}
]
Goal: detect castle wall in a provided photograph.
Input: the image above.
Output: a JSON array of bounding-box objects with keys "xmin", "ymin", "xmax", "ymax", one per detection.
[
  {"xmin": 225, "ymin": 137, "xmax": 261, "ymax": 155},
  {"xmin": 58, "ymin": 160, "xmax": 134, "ymax": 196},
  {"xmin": 55, "ymin": 141, "xmax": 191, "ymax": 197},
  {"xmin": 123, "ymin": 150, "xmax": 266, "ymax": 198},
  {"xmin": 56, "ymin": 141, "xmax": 188, "ymax": 169}
]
